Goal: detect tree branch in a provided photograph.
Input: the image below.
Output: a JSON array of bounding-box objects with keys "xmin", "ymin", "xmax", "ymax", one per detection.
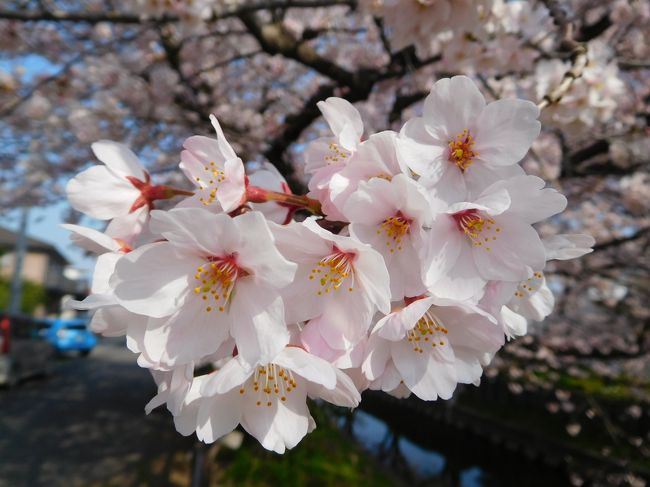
[{"xmin": 0, "ymin": 1, "xmax": 356, "ymax": 24}]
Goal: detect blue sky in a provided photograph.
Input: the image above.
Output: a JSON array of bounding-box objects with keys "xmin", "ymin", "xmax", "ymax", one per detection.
[
  {"xmin": 1, "ymin": 55, "xmax": 97, "ymax": 275},
  {"xmin": 0, "ymin": 203, "xmax": 98, "ymax": 275}
]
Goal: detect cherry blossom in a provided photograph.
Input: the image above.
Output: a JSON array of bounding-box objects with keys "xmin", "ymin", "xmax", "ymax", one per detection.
[
  {"xmin": 176, "ymin": 346, "xmax": 360, "ymax": 453},
  {"xmin": 344, "ymin": 174, "xmax": 432, "ymax": 299},
  {"xmin": 362, "ymin": 295, "xmax": 504, "ymax": 400},
  {"xmin": 397, "ymin": 75, "xmax": 540, "ymax": 201},
  {"xmin": 111, "ymin": 208, "xmax": 296, "ymax": 367},
  {"xmin": 177, "ymin": 115, "xmax": 246, "ymax": 213}
]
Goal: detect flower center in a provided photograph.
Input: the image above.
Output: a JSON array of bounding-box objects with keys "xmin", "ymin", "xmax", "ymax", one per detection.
[
  {"xmin": 309, "ymin": 246, "xmax": 356, "ymax": 295},
  {"xmin": 193, "ymin": 254, "xmax": 244, "ymax": 312},
  {"xmin": 452, "ymin": 209, "xmax": 501, "ymax": 252},
  {"xmin": 194, "ymin": 160, "xmax": 226, "ymax": 206},
  {"xmin": 406, "ymin": 310, "xmax": 448, "ymax": 354},
  {"xmin": 514, "ymin": 271, "xmax": 544, "ymax": 298},
  {"xmin": 377, "ymin": 212, "xmax": 411, "ymax": 253},
  {"xmin": 448, "ymin": 129, "xmax": 478, "ymax": 172},
  {"xmin": 324, "ymin": 142, "xmax": 351, "ymax": 165},
  {"xmin": 238, "ymin": 363, "xmax": 298, "ymax": 406}
]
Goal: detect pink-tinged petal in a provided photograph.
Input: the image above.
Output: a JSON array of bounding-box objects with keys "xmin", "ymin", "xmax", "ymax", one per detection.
[
  {"xmin": 543, "ymin": 234, "xmax": 595, "ymax": 260},
  {"xmin": 209, "ymin": 114, "xmax": 238, "ymax": 160},
  {"xmin": 375, "ymin": 297, "xmax": 436, "ymax": 341},
  {"xmin": 62, "ymin": 224, "xmax": 121, "ymax": 254},
  {"xmin": 281, "ymin": 265, "xmax": 328, "ymax": 324},
  {"xmin": 353, "ymin": 246, "xmax": 391, "ymax": 314},
  {"xmin": 233, "ymin": 212, "xmax": 296, "ymax": 288},
  {"xmin": 464, "ymin": 162, "xmax": 525, "ymax": 199},
  {"xmin": 397, "ymin": 118, "xmax": 447, "ymax": 181},
  {"xmin": 509, "ymin": 279, "xmax": 554, "ymax": 321},
  {"xmin": 475, "ymin": 98, "xmax": 540, "ymax": 166},
  {"xmin": 183, "ymin": 135, "xmax": 232, "ymax": 169},
  {"xmin": 343, "ymin": 178, "xmax": 396, "ymax": 225},
  {"xmin": 424, "ymin": 162, "xmax": 466, "ymax": 203},
  {"xmin": 304, "ymin": 137, "xmax": 346, "ymax": 174},
  {"xmin": 67, "ymin": 165, "xmax": 140, "ymax": 220},
  {"xmin": 307, "ymin": 368, "xmax": 361, "ymax": 407},
  {"xmin": 229, "ymin": 280, "xmax": 289, "ymax": 367},
  {"xmin": 471, "ymin": 189, "xmax": 512, "ymax": 215},
  {"xmin": 317, "ymin": 287, "xmax": 376, "ymax": 348},
  {"xmin": 436, "ymin": 306, "xmax": 504, "ymax": 355},
  {"xmin": 374, "ymin": 360, "xmax": 403, "ymax": 392},
  {"xmin": 274, "ymin": 346, "xmax": 336, "ymax": 389},
  {"xmin": 91, "ymin": 305, "xmax": 144, "ymax": 337},
  {"xmin": 113, "ymin": 242, "xmax": 196, "ymax": 317},
  {"xmin": 423, "ymin": 76, "xmax": 486, "ymax": 137},
  {"xmin": 166, "ymin": 364, "xmax": 195, "ymax": 415},
  {"xmin": 270, "ymin": 219, "xmax": 332, "ymax": 262},
  {"xmin": 217, "ymin": 157, "xmax": 246, "ymax": 212},
  {"xmin": 91, "ymin": 253, "xmax": 121, "ymax": 294},
  {"xmin": 472, "ymin": 218, "xmax": 545, "ymax": 282},
  {"xmin": 147, "ymin": 299, "xmax": 232, "ymax": 367},
  {"xmin": 429, "ymin": 242, "xmax": 486, "ymax": 302},
  {"xmin": 361, "ymin": 333, "xmax": 392, "ymax": 380},
  {"xmin": 391, "ymin": 340, "xmax": 457, "ymax": 401},
  {"xmin": 451, "ymin": 347, "xmax": 485, "ymax": 385},
  {"xmin": 105, "ymin": 205, "xmax": 150, "ymax": 245},
  {"xmin": 486, "ymin": 175, "xmax": 566, "ymax": 223},
  {"xmin": 150, "ymin": 208, "xmax": 236, "ymax": 256},
  {"xmin": 317, "ymin": 97, "xmax": 363, "ymax": 151},
  {"xmin": 500, "ymin": 306, "xmax": 528, "ymax": 337},
  {"xmin": 201, "ymin": 357, "xmax": 253, "ymax": 396},
  {"xmin": 420, "ymin": 216, "xmax": 462, "ymax": 290},
  {"xmin": 91, "ymin": 140, "xmax": 146, "ymax": 179},
  {"xmin": 241, "ymin": 385, "xmax": 310, "ymax": 454},
  {"xmin": 196, "ymin": 388, "xmax": 243, "ymax": 443},
  {"xmin": 171, "ymin": 378, "xmax": 205, "ymax": 436}
]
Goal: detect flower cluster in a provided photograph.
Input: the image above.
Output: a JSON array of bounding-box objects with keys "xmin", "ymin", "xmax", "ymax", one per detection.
[{"xmin": 66, "ymin": 75, "xmax": 593, "ymax": 453}]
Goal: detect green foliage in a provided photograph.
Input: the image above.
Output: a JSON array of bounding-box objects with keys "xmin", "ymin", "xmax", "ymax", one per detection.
[
  {"xmin": 0, "ymin": 277, "xmax": 47, "ymax": 314},
  {"xmin": 213, "ymin": 406, "xmax": 398, "ymax": 487}
]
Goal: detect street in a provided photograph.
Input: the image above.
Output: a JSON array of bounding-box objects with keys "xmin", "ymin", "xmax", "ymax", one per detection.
[{"xmin": 0, "ymin": 339, "xmax": 195, "ymax": 487}]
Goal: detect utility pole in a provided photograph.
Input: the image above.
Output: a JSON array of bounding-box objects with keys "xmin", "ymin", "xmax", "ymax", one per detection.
[{"xmin": 8, "ymin": 207, "xmax": 29, "ymax": 316}]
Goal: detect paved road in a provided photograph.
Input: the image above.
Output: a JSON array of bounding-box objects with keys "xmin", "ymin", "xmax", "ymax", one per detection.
[{"xmin": 0, "ymin": 339, "xmax": 195, "ymax": 487}]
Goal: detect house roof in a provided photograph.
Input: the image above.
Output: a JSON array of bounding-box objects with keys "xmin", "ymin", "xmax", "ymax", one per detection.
[{"xmin": 0, "ymin": 226, "xmax": 69, "ymax": 264}]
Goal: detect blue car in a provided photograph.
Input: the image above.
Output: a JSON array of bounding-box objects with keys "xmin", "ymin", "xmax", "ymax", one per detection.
[{"xmin": 44, "ymin": 318, "xmax": 97, "ymax": 356}]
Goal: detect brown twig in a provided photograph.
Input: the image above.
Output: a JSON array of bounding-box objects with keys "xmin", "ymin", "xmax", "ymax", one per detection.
[{"xmin": 537, "ymin": 0, "xmax": 589, "ymax": 111}]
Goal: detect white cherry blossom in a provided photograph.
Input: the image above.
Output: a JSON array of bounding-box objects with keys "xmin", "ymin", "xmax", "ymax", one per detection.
[
  {"xmin": 422, "ymin": 175, "xmax": 566, "ymax": 301},
  {"xmin": 272, "ymin": 218, "xmax": 391, "ymax": 358},
  {"xmin": 178, "ymin": 115, "xmax": 246, "ymax": 213},
  {"xmin": 362, "ymin": 295, "xmax": 504, "ymax": 401},
  {"xmin": 344, "ymin": 174, "xmax": 432, "ymax": 299},
  {"xmin": 397, "ymin": 75, "xmax": 540, "ymax": 201},
  {"xmin": 111, "ymin": 208, "xmax": 296, "ymax": 367},
  {"xmin": 174, "ymin": 346, "xmax": 360, "ymax": 453}
]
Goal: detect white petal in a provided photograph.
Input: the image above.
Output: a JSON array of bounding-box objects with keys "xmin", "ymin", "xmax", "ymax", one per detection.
[
  {"xmin": 229, "ymin": 280, "xmax": 289, "ymax": 367},
  {"xmin": 307, "ymin": 368, "xmax": 361, "ymax": 407},
  {"xmin": 317, "ymin": 97, "xmax": 363, "ymax": 151},
  {"xmin": 233, "ymin": 211, "xmax": 296, "ymax": 289},
  {"xmin": 91, "ymin": 140, "xmax": 146, "ymax": 178},
  {"xmin": 475, "ymin": 98, "xmax": 540, "ymax": 166},
  {"xmin": 196, "ymin": 388, "xmax": 243, "ymax": 443},
  {"xmin": 201, "ymin": 357, "xmax": 253, "ymax": 396},
  {"xmin": 392, "ymin": 340, "xmax": 457, "ymax": 401},
  {"xmin": 113, "ymin": 242, "xmax": 195, "ymax": 317},
  {"xmin": 472, "ymin": 218, "xmax": 545, "ymax": 282},
  {"xmin": 423, "ymin": 76, "xmax": 486, "ymax": 136},
  {"xmin": 241, "ymin": 386, "xmax": 310, "ymax": 454},
  {"xmin": 62, "ymin": 224, "xmax": 121, "ymax": 254},
  {"xmin": 67, "ymin": 166, "xmax": 140, "ymax": 220},
  {"xmin": 217, "ymin": 157, "xmax": 246, "ymax": 212},
  {"xmin": 543, "ymin": 234, "xmax": 595, "ymax": 260}
]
